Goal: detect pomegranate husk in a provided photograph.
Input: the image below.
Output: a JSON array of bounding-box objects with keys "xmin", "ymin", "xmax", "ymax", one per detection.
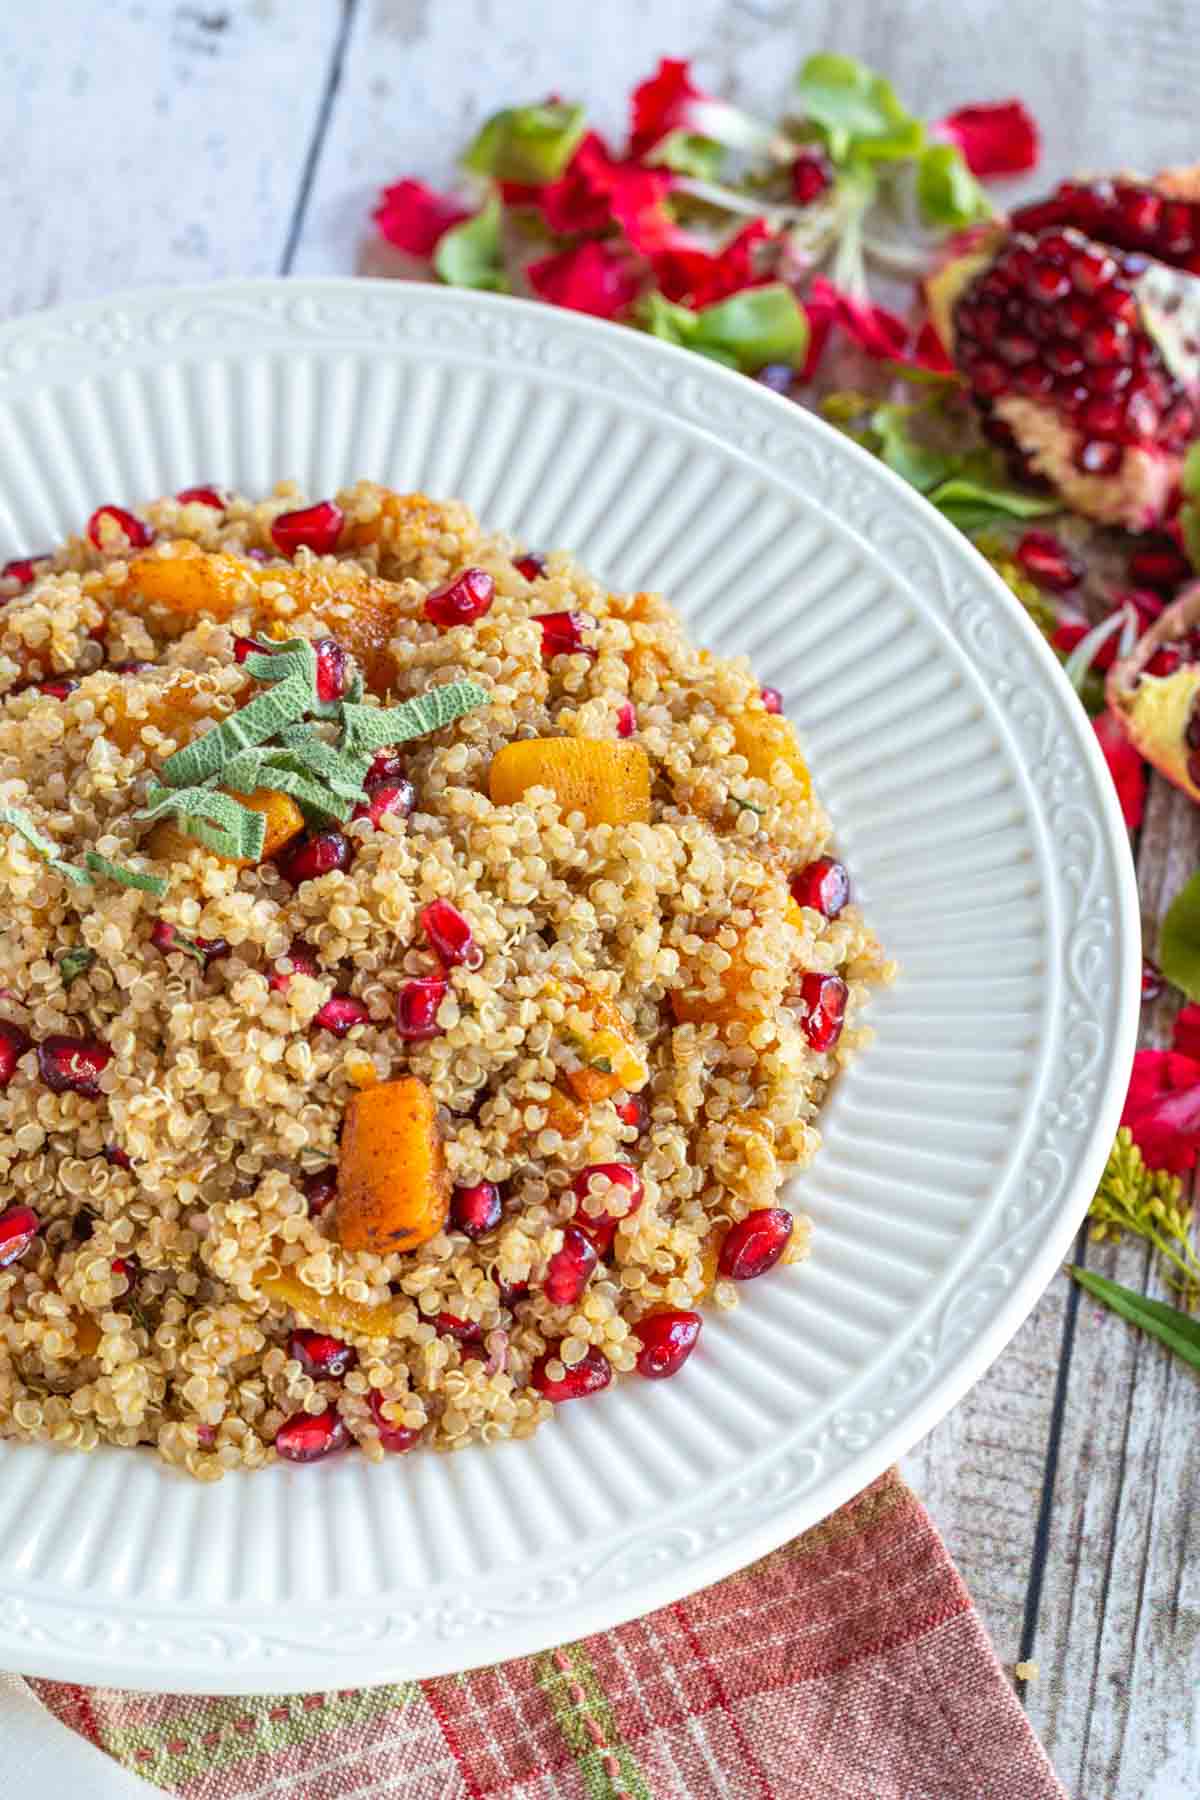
[{"xmin": 1107, "ymin": 579, "xmax": 1200, "ymax": 800}]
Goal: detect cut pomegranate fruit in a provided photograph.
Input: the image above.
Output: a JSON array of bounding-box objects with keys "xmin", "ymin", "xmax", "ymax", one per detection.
[
  {"xmin": 450, "ymin": 1180, "xmax": 502, "ymax": 1239},
  {"xmin": 37, "ymin": 1034, "xmax": 112, "ymax": 1097},
  {"xmin": 275, "ymin": 830, "xmax": 353, "ymax": 885},
  {"xmin": 798, "ymin": 972, "xmax": 848, "ymax": 1051},
  {"xmin": 424, "ymin": 567, "xmax": 494, "ymax": 628},
  {"xmin": 533, "ymin": 609, "xmax": 596, "ymax": 660},
  {"xmin": 615, "ymin": 1093, "xmax": 649, "ymax": 1133},
  {"xmin": 1142, "ymin": 957, "xmax": 1164, "ymax": 1002},
  {"xmin": 760, "ymin": 686, "xmax": 783, "ymax": 714},
  {"xmin": 313, "ymin": 637, "xmax": 351, "ymax": 703},
  {"xmin": 791, "ymin": 148, "xmax": 833, "ymax": 206},
  {"xmin": 0, "ymin": 1204, "xmax": 39, "ymax": 1269},
  {"xmin": 530, "ymin": 1342, "xmax": 612, "ymax": 1402},
  {"xmin": 616, "ymin": 701, "xmax": 637, "ymax": 738},
  {"xmin": 274, "ymin": 1405, "xmax": 351, "ymax": 1463},
  {"xmin": 175, "ymin": 486, "xmax": 227, "ymax": 510},
  {"xmin": 395, "ymin": 976, "xmax": 447, "ymax": 1039},
  {"xmin": 543, "ymin": 1224, "xmax": 599, "ymax": 1306},
  {"xmin": 790, "ymin": 857, "xmax": 850, "ymax": 920},
  {"xmin": 2, "ymin": 556, "xmax": 47, "ymax": 588},
  {"xmin": 352, "ymin": 782, "xmax": 415, "ymax": 830},
  {"xmin": 570, "ymin": 1164, "xmax": 644, "ymax": 1256},
  {"xmin": 1014, "ymin": 529, "xmax": 1083, "ymax": 592},
  {"xmin": 270, "ymin": 500, "xmax": 344, "ymax": 557},
  {"xmin": 1011, "ymin": 175, "xmax": 1200, "ymax": 271},
  {"xmin": 268, "ymin": 941, "xmax": 320, "ymax": 992},
  {"xmin": 288, "ymin": 1329, "xmax": 357, "ymax": 1379},
  {"xmin": 0, "ymin": 1020, "xmax": 31, "ymax": 1088},
  {"xmin": 104, "ymin": 1144, "xmax": 133, "ymax": 1170},
  {"xmin": 87, "ymin": 506, "xmax": 154, "ymax": 551},
  {"xmin": 301, "ymin": 1167, "xmax": 338, "ymax": 1216},
  {"xmin": 420, "ymin": 898, "xmax": 478, "ymax": 968},
  {"xmin": 1128, "ymin": 541, "xmax": 1192, "ymax": 590},
  {"xmin": 634, "ymin": 1309, "xmax": 702, "ymax": 1379},
  {"xmin": 718, "ymin": 1207, "xmax": 794, "ymax": 1280},
  {"xmin": 368, "ymin": 1388, "xmax": 422, "ymax": 1453},
  {"xmin": 514, "ymin": 553, "xmax": 546, "ymax": 580},
  {"xmin": 313, "ymin": 995, "xmax": 371, "ymax": 1036},
  {"xmin": 35, "ymin": 678, "xmax": 80, "ymax": 701}
]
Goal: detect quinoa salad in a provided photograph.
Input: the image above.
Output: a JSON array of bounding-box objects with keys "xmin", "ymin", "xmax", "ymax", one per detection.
[{"xmin": 0, "ymin": 483, "xmax": 889, "ymax": 1478}]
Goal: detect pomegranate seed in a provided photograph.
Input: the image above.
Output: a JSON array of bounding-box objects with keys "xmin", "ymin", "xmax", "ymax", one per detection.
[
  {"xmin": 268, "ymin": 941, "xmax": 320, "ymax": 992},
  {"xmin": 543, "ymin": 1224, "xmax": 599, "ymax": 1306},
  {"xmin": 571, "ymin": 1163, "xmax": 644, "ymax": 1253},
  {"xmin": 1141, "ymin": 958, "xmax": 1164, "ymax": 1003},
  {"xmin": 233, "ymin": 635, "xmax": 258, "ymax": 665},
  {"xmin": 0, "ymin": 1020, "xmax": 31, "ymax": 1087},
  {"xmin": 352, "ymin": 782, "xmax": 415, "ymax": 830},
  {"xmin": 275, "ymin": 830, "xmax": 353, "ymax": 885},
  {"xmin": 1014, "ymin": 530, "xmax": 1083, "ymax": 593},
  {"xmin": 110, "ymin": 1257, "xmax": 134, "ymax": 1280},
  {"xmin": 420, "ymin": 898, "xmax": 478, "ymax": 968},
  {"xmin": 1069, "ymin": 249, "xmax": 1117, "ymax": 294},
  {"xmin": 615, "ymin": 1093, "xmax": 649, "ymax": 1133},
  {"xmin": 424, "ymin": 567, "xmax": 494, "ymax": 628},
  {"xmin": 2, "ymin": 556, "xmax": 47, "ymax": 588},
  {"xmin": 1129, "ymin": 543, "xmax": 1191, "ymax": 590},
  {"xmin": 110, "ymin": 659, "xmax": 156, "ymax": 674},
  {"xmin": 368, "ymin": 1388, "xmax": 422, "ymax": 1453},
  {"xmin": 274, "ymin": 1405, "xmax": 350, "ymax": 1463},
  {"xmin": 514, "ymin": 553, "xmax": 546, "ymax": 580},
  {"xmin": 451, "ymin": 1180, "xmax": 502, "ymax": 1239},
  {"xmin": 1148, "ymin": 647, "xmax": 1182, "ymax": 676},
  {"xmin": 150, "ymin": 921, "xmax": 229, "ymax": 967},
  {"xmin": 434, "ymin": 1311, "xmax": 484, "ymax": 1343},
  {"xmin": 313, "ymin": 637, "xmax": 351, "ymax": 703},
  {"xmin": 1076, "ymin": 440, "xmax": 1123, "ymax": 476},
  {"xmin": 616, "ymin": 701, "xmax": 637, "ymax": 738},
  {"xmin": 35, "ymin": 678, "xmax": 80, "ymax": 701},
  {"xmin": 972, "ymin": 359, "xmax": 1008, "ymax": 398},
  {"xmin": 175, "ymin": 486, "xmax": 226, "ymax": 510},
  {"xmin": 533, "ymin": 610, "xmax": 596, "ymax": 661},
  {"xmin": 760, "ymin": 685, "xmax": 783, "ymax": 714},
  {"xmin": 288, "ymin": 1329, "xmax": 357, "ymax": 1379},
  {"xmin": 365, "ymin": 748, "xmax": 407, "ymax": 787},
  {"xmin": 0, "ymin": 1204, "xmax": 40, "ymax": 1269},
  {"xmin": 498, "ymin": 1278, "xmax": 530, "ymax": 1309},
  {"xmin": 996, "ymin": 332, "xmax": 1037, "ymax": 365},
  {"xmin": 270, "ymin": 500, "xmax": 344, "ymax": 557},
  {"xmin": 313, "ymin": 995, "xmax": 371, "ymax": 1037},
  {"xmin": 1030, "ymin": 262, "xmax": 1071, "ymax": 303},
  {"xmin": 530, "ymin": 1342, "xmax": 612, "ymax": 1402},
  {"xmin": 799, "ymin": 972, "xmax": 847, "ymax": 1051},
  {"xmin": 718, "ymin": 1207, "xmax": 794, "ymax": 1280},
  {"xmin": 790, "ymin": 857, "xmax": 850, "ymax": 920},
  {"xmin": 395, "ymin": 976, "xmax": 447, "ymax": 1040},
  {"xmin": 87, "ymin": 506, "xmax": 154, "ymax": 551},
  {"xmin": 302, "ymin": 1167, "xmax": 337, "ymax": 1216},
  {"xmin": 37, "ymin": 1034, "xmax": 112, "ymax": 1097},
  {"xmin": 634, "ymin": 1310, "xmax": 702, "ymax": 1379},
  {"xmin": 104, "ymin": 1144, "xmax": 133, "ymax": 1170},
  {"xmin": 791, "ymin": 147, "xmax": 832, "ymax": 205},
  {"xmin": 1045, "ymin": 342, "xmax": 1084, "ymax": 378}
]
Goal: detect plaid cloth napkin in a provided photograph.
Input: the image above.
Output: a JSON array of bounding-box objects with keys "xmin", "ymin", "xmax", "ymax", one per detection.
[{"xmin": 24, "ymin": 1469, "xmax": 1064, "ymax": 1798}]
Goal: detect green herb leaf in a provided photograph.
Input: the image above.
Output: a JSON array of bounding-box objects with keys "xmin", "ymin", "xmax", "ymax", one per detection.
[
  {"xmin": 1181, "ymin": 500, "xmax": 1200, "ymax": 574},
  {"xmin": 795, "ymin": 54, "xmax": 924, "ymax": 165},
  {"xmin": 158, "ymin": 666, "xmax": 313, "ymax": 789},
  {"xmin": 1182, "ymin": 442, "xmax": 1200, "ymax": 499},
  {"xmin": 58, "ymin": 946, "xmax": 96, "ymax": 985},
  {"xmin": 223, "ymin": 751, "xmax": 352, "ymax": 824},
  {"xmin": 462, "ymin": 101, "xmax": 586, "ymax": 184},
  {"xmin": 1159, "ymin": 870, "xmax": 1200, "ymax": 1002},
  {"xmin": 646, "ymin": 129, "xmax": 726, "ymax": 180},
  {"xmin": 1071, "ymin": 1266, "xmax": 1200, "ymax": 1367},
  {"xmin": 339, "ymin": 679, "xmax": 490, "ymax": 758},
  {"xmin": 870, "ymin": 405, "xmax": 959, "ymax": 494},
  {"xmin": 915, "ymin": 143, "xmax": 993, "ymax": 230},
  {"xmin": 642, "ymin": 285, "xmax": 808, "ymax": 373},
  {"xmin": 273, "ymin": 727, "xmax": 375, "ymax": 802},
  {"xmin": 926, "ymin": 472, "xmax": 1058, "ymax": 530},
  {"xmin": 434, "ymin": 195, "xmax": 509, "ymax": 294},
  {"xmin": 0, "ymin": 805, "xmax": 89, "ymax": 885},
  {"xmin": 82, "ymin": 852, "xmax": 169, "ymax": 896},
  {"xmin": 136, "ymin": 785, "xmax": 267, "ymax": 863}
]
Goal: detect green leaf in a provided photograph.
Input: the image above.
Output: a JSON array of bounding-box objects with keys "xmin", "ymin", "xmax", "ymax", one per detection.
[
  {"xmin": 158, "ymin": 665, "xmax": 313, "ymax": 789},
  {"xmin": 795, "ymin": 54, "xmax": 924, "ymax": 164},
  {"xmin": 1181, "ymin": 500, "xmax": 1200, "ymax": 573},
  {"xmin": 58, "ymin": 946, "xmax": 97, "ymax": 985},
  {"xmin": 1071, "ymin": 1267, "xmax": 1200, "ymax": 1366},
  {"xmin": 1159, "ymin": 869, "xmax": 1200, "ymax": 1002},
  {"xmin": 0, "ymin": 805, "xmax": 89, "ymax": 885},
  {"xmin": 646, "ymin": 129, "xmax": 726, "ymax": 180},
  {"xmin": 136, "ymin": 785, "xmax": 267, "ymax": 863},
  {"xmin": 82, "ymin": 852, "xmax": 169, "ymax": 896},
  {"xmin": 223, "ymin": 750, "xmax": 352, "ymax": 824},
  {"xmin": 915, "ymin": 143, "xmax": 993, "ymax": 230},
  {"xmin": 462, "ymin": 102, "xmax": 586, "ymax": 184},
  {"xmin": 339, "ymin": 679, "xmax": 490, "ymax": 758},
  {"xmin": 641, "ymin": 285, "xmax": 808, "ymax": 373},
  {"xmin": 870, "ymin": 405, "xmax": 959, "ymax": 494},
  {"xmin": 434, "ymin": 196, "xmax": 509, "ymax": 294},
  {"xmin": 926, "ymin": 474, "xmax": 1058, "ymax": 521},
  {"xmin": 1182, "ymin": 441, "xmax": 1200, "ymax": 499}
]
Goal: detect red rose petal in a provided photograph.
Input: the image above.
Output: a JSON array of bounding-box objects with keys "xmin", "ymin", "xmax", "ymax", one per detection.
[
  {"xmin": 935, "ymin": 100, "xmax": 1040, "ymax": 179},
  {"xmin": 801, "ymin": 277, "xmax": 911, "ymax": 381},
  {"xmin": 1174, "ymin": 1003, "xmax": 1200, "ymax": 1060},
  {"xmin": 373, "ymin": 179, "xmax": 472, "ymax": 257},
  {"xmin": 1093, "ymin": 708, "xmax": 1147, "ymax": 832},
  {"xmin": 526, "ymin": 242, "xmax": 641, "ymax": 321},
  {"xmin": 649, "ymin": 219, "xmax": 774, "ymax": 309},
  {"xmin": 1121, "ymin": 1048, "xmax": 1200, "ymax": 1173},
  {"xmin": 629, "ymin": 57, "xmax": 706, "ymax": 159}
]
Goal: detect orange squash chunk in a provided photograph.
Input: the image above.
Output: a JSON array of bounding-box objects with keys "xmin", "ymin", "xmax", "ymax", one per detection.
[
  {"xmin": 731, "ymin": 710, "xmax": 810, "ymax": 799},
  {"xmin": 489, "ymin": 738, "xmax": 651, "ymax": 827},
  {"xmin": 563, "ymin": 992, "xmax": 647, "ymax": 1104},
  {"xmin": 671, "ymin": 931, "xmax": 783, "ymax": 1028},
  {"xmin": 143, "ymin": 787, "xmax": 304, "ymax": 869},
  {"xmin": 336, "ymin": 1078, "xmax": 450, "ymax": 1254},
  {"xmin": 258, "ymin": 1268, "xmax": 395, "ymax": 1339},
  {"xmin": 100, "ymin": 670, "xmax": 219, "ymax": 754}
]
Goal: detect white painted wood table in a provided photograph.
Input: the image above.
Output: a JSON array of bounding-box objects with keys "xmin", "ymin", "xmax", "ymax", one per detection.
[{"xmin": 3, "ymin": 4, "xmax": 1199, "ymax": 1795}]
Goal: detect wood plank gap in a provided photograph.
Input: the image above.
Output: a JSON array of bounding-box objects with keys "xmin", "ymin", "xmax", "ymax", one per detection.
[{"xmin": 278, "ymin": 0, "xmax": 361, "ymax": 275}]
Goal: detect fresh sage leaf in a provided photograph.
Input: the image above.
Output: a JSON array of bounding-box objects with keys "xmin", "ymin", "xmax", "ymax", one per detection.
[
  {"xmin": 1159, "ymin": 869, "xmax": 1200, "ymax": 1003},
  {"xmin": 83, "ymin": 852, "xmax": 169, "ymax": 896},
  {"xmin": 339, "ymin": 679, "xmax": 489, "ymax": 757},
  {"xmin": 58, "ymin": 946, "xmax": 97, "ymax": 985}
]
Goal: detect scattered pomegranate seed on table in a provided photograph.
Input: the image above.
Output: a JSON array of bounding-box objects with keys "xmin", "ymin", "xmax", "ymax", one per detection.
[
  {"xmin": 718, "ymin": 1208, "xmax": 794, "ymax": 1280},
  {"xmin": 175, "ymin": 486, "xmax": 227, "ymax": 510},
  {"xmin": 424, "ymin": 567, "xmax": 494, "ymax": 628},
  {"xmin": 395, "ymin": 976, "xmax": 448, "ymax": 1040},
  {"xmin": 451, "ymin": 1181, "xmax": 503, "ymax": 1239},
  {"xmin": 313, "ymin": 636, "xmax": 351, "ymax": 702},
  {"xmin": 37, "ymin": 1034, "xmax": 113, "ymax": 1097},
  {"xmin": 313, "ymin": 995, "xmax": 371, "ymax": 1037},
  {"xmin": 543, "ymin": 1224, "xmax": 599, "ymax": 1305},
  {"xmin": 420, "ymin": 898, "xmax": 478, "ymax": 968},
  {"xmin": 87, "ymin": 506, "xmax": 154, "ymax": 551},
  {"xmin": 268, "ymin": 941, "xmax": 320, "ymax": 992},
  {"xmin": 531, "ymin": 1342, "xmax": 612, "ymax": 1402},
  {"xmin": 1141, "ymin": 958, "xmax": 1164, "ymax": 1003},
  {"xmin": 790, "ymin": 857, "xmax": 850, "ymax": 920},
  {"xmin": 301, "ymin": 1167, "xmax": 338, "ymax": 1216},
  {"xmin": 533, "ymin": 610, "xmax": 596, "ymax": 660},
  {"xmin": 1014, "ymin": 530, "xmax": 1083, "ymax": 593},
  {"xmin": 0, "ymin": 1204, "xmax": 40, "ymax": 1269},
  {"xmin": 353, "ymin": 782, "xmax": 415, "ymax": 830},
  {"xmin": 0, "ymin": 1020, "xmax": 31, "ymax": 1087},
  {"xmin": 634, "ymin": 1310, "xmax": 702, "ymax": 1379},
  {"xmin": 369, "ymin": 1389, "xmax": 422, "ymax": 1453},
  {"xmin": 275, "ymin": 830, "xmax": 353, "ymax": 885},
  {"xmin": 274, "ymin": 1406, "xmax": 350, "ymax": 1463},
  {"xmin": 799, "ymin": 972, "xmax": 848, "ymax": 1051},
  {"xmin": 514, "ymin": 553, "xmax": 547, "ymax": 580},
  {"xmin": 760, "ymin": 686, "xmax": 783, "ymax": 714},
  {"xmin": 288, "ymin": 1330, "xmax": 357, "ymax": 1379},
  {"xmin": 270, "ymin": 500, "xmax": 344, "ymax": 557}
]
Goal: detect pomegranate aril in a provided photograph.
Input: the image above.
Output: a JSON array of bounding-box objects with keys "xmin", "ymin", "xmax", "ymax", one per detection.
[
  {"xmin": 434, "ymin": 1311, "xmax": 484, "ymax": 1344},
  {"xmin": 1069, "ymin": 249, "xmax": 1117, "ymax": 294},
  {"xmin": 268, "ymin": 941, "xmax": 320, "ymax": 992},
  {"xmin": 110, "ymin": 1257, "xmax": 134, "ymax": 1281},
  {"xmin": 313, "ymin": 637, "xmax": 351, "ymax": 703},
  {"xmin": 1030, "ymin": 262, "xmax": 1071, "ymax": 303},
  {"xmin": 87, "ymin": 505, "xmax": 154, "ymax": 551},
  {"xmin": 233, "ymin": 635, "xmax": 258, "ymax": 665},
  {"xmin": 395, "ymin": 976, "xmax": 447, "ymax": 1040},
  {"xmin": 0, "ymin": 1020, "xmax": 31, "ymax": 1087},
  {"xmin": 424, "ymin": 567, "xmax": 494, "ymax": 628},
  {"xmin": 451, "ymin": 1180, "xmax": 502, "ymax": 1239},
  {"xmin": 2, "ymin": 556, "xmax": 47, "ymax": 588},
  {"xmin": 289, "ymin": 1329, "xmax": 357, "ymax": 1379},
  {"xmin": 1044, "ymin": 342, "xmax": 1083, "ymax": 377},
  {"xmin": 353, "ymin": 781, "xmax": 415, "ymax": 830},
  {"xmin": 1014, "ymin": 530, "xmax": 1083, "ymax": 593},
  {"xmin": 1082, "ymin": 323, "xmax": 1131, "ymax": 365},
  {"xmin": 1129, "ymin": 543, "xmax": 1193, "ymax": 592},
  {"xmin": 514, "ymin": 553, "xmax": 546, "ymax": 580},
  {"xmin": 420, "ymin": 898, "xmax": 478, "ymax": 968},
  {"xmin": 498, "ymin": 1278, "xmax": 530, "ymax": 1309},
  {"xmin": 1076, "ymin": 440, "xmax": 1123, "ymax": 476},
  {"xmin": 543, "ymin": 1224, "xmax": 599, "ymax": 1306},
  {"xmin": 531, "ymin": 1342, "xmax": 612, "ymax": 1402},
  {"xmin": 615, "ymin": 1093, "xmax": 649, "ymax": 1133},
  {"xmin": 799, "ymin": 972, "xmax": 847, "ymax": 1051},
  {"xmin": 313, "ymin": 995, "xmax": 371, "ymax": 1036},
  {"xmin": 364, "ymin": 748, "xmax": 407, "ymax": 787},
  {"xmin": 533, "ymin": 609, "xmax": 596, "ymax": 660},
  {"xmin": 616, "ymin": 701, "xmax": 637, "ymax": 738},
  {"xmin": 718, "ymin": 1207, "xmax": 794, "ymax": 1280},
  {"xmin": 996, "ymin": 333, "xmax": 1037, "ymax": 366},
  {"xmin": 270, "ymin": 500, "xmax": 344, "ymax": 557},
  {"xmin": 36, "ymin": 678, "xmax": 80, "ymax": 701},
  {"xmin": 571, "ymin": 1163, "xmax": 644, "ymax": 1243},
  {"xmin": 0, "ymin": 1204, "xmax": 39, "ymax": 1269},
  {"xmin": 150, "ymin": 920, "xmax": 229, "ymax": 967},
  {"xmin": 274, "ymin": 1405, "xmax": 350, "ymax": 1463},
  {"xmin": 790, "ymin": 856, "xmax": 850, "ymax": 919},
  {"xmin": 176, "ymin": 486, "xmax": 226, "ymax": 510},
  {"xmin": 1141, "ymin": 957, "xmax": 1164, "ymax": 1003},
  {"xmin": 634, "ymin": 1310, "xmax": 702, "ymax": 1379},
  {"xmin": 104, "ymin": 1144, "xmax": 133, "ymax": 1170},
  {"xmin": 791, "ymin": 147, "xmax": 832, "ymax": 205},
  {"xmin": 972, "ymin": 359, "xmax": 1008, "ymax": 398},
  {"xmin": 37, "ymin": 1034, "xmax": 112, "ymax": 1097},
  {"xmin": 275, "ymin": 830, "xmax": 353, "ymax": 885},
  {"xmin": 302, "ymin": 1167, "xmax": 338, "ymax": 1216},
  {"xmin": 760, "ymin": 686, "xmax": 783, "ymax": 714},
  {"xmin": 368, "ymin": 1388, "xmax": 422, "ymax": 1453}
]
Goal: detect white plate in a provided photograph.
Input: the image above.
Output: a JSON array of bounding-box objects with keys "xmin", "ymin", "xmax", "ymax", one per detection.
[{"xmin": 0, "ymin": 280, "xmax": 1138, "ymax": 1692}]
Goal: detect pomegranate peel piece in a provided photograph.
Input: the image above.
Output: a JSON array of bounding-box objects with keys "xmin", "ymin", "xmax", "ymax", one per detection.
[{"xmin": 1107, "ymin": 580, "xmax": 1200, "ymax": 804}]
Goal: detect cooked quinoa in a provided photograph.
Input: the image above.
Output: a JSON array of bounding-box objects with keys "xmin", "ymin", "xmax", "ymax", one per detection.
[{"xmin": 0, "ymin": 481, "xmax": 889, "ymax": 1478}]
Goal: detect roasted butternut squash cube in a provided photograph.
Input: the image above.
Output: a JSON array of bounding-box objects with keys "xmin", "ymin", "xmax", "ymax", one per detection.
[
  {"xmin": 101, "ymin": 670, "xmax": 218, "ymax": 754},
  {"xmin": 731, "ymin": 710, "xmax": 810, "ymax": 798},
  {"xmin": 336, "ymin": 1078, "xmax": 450, "ymax": 1254},
  {"xmin": 258, "ymin": 1268, "xmax": 396, "ymax": 1339},
  {"xmin": 489, "ymin": 738, "xmax": 651, "ymax": 827}
]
